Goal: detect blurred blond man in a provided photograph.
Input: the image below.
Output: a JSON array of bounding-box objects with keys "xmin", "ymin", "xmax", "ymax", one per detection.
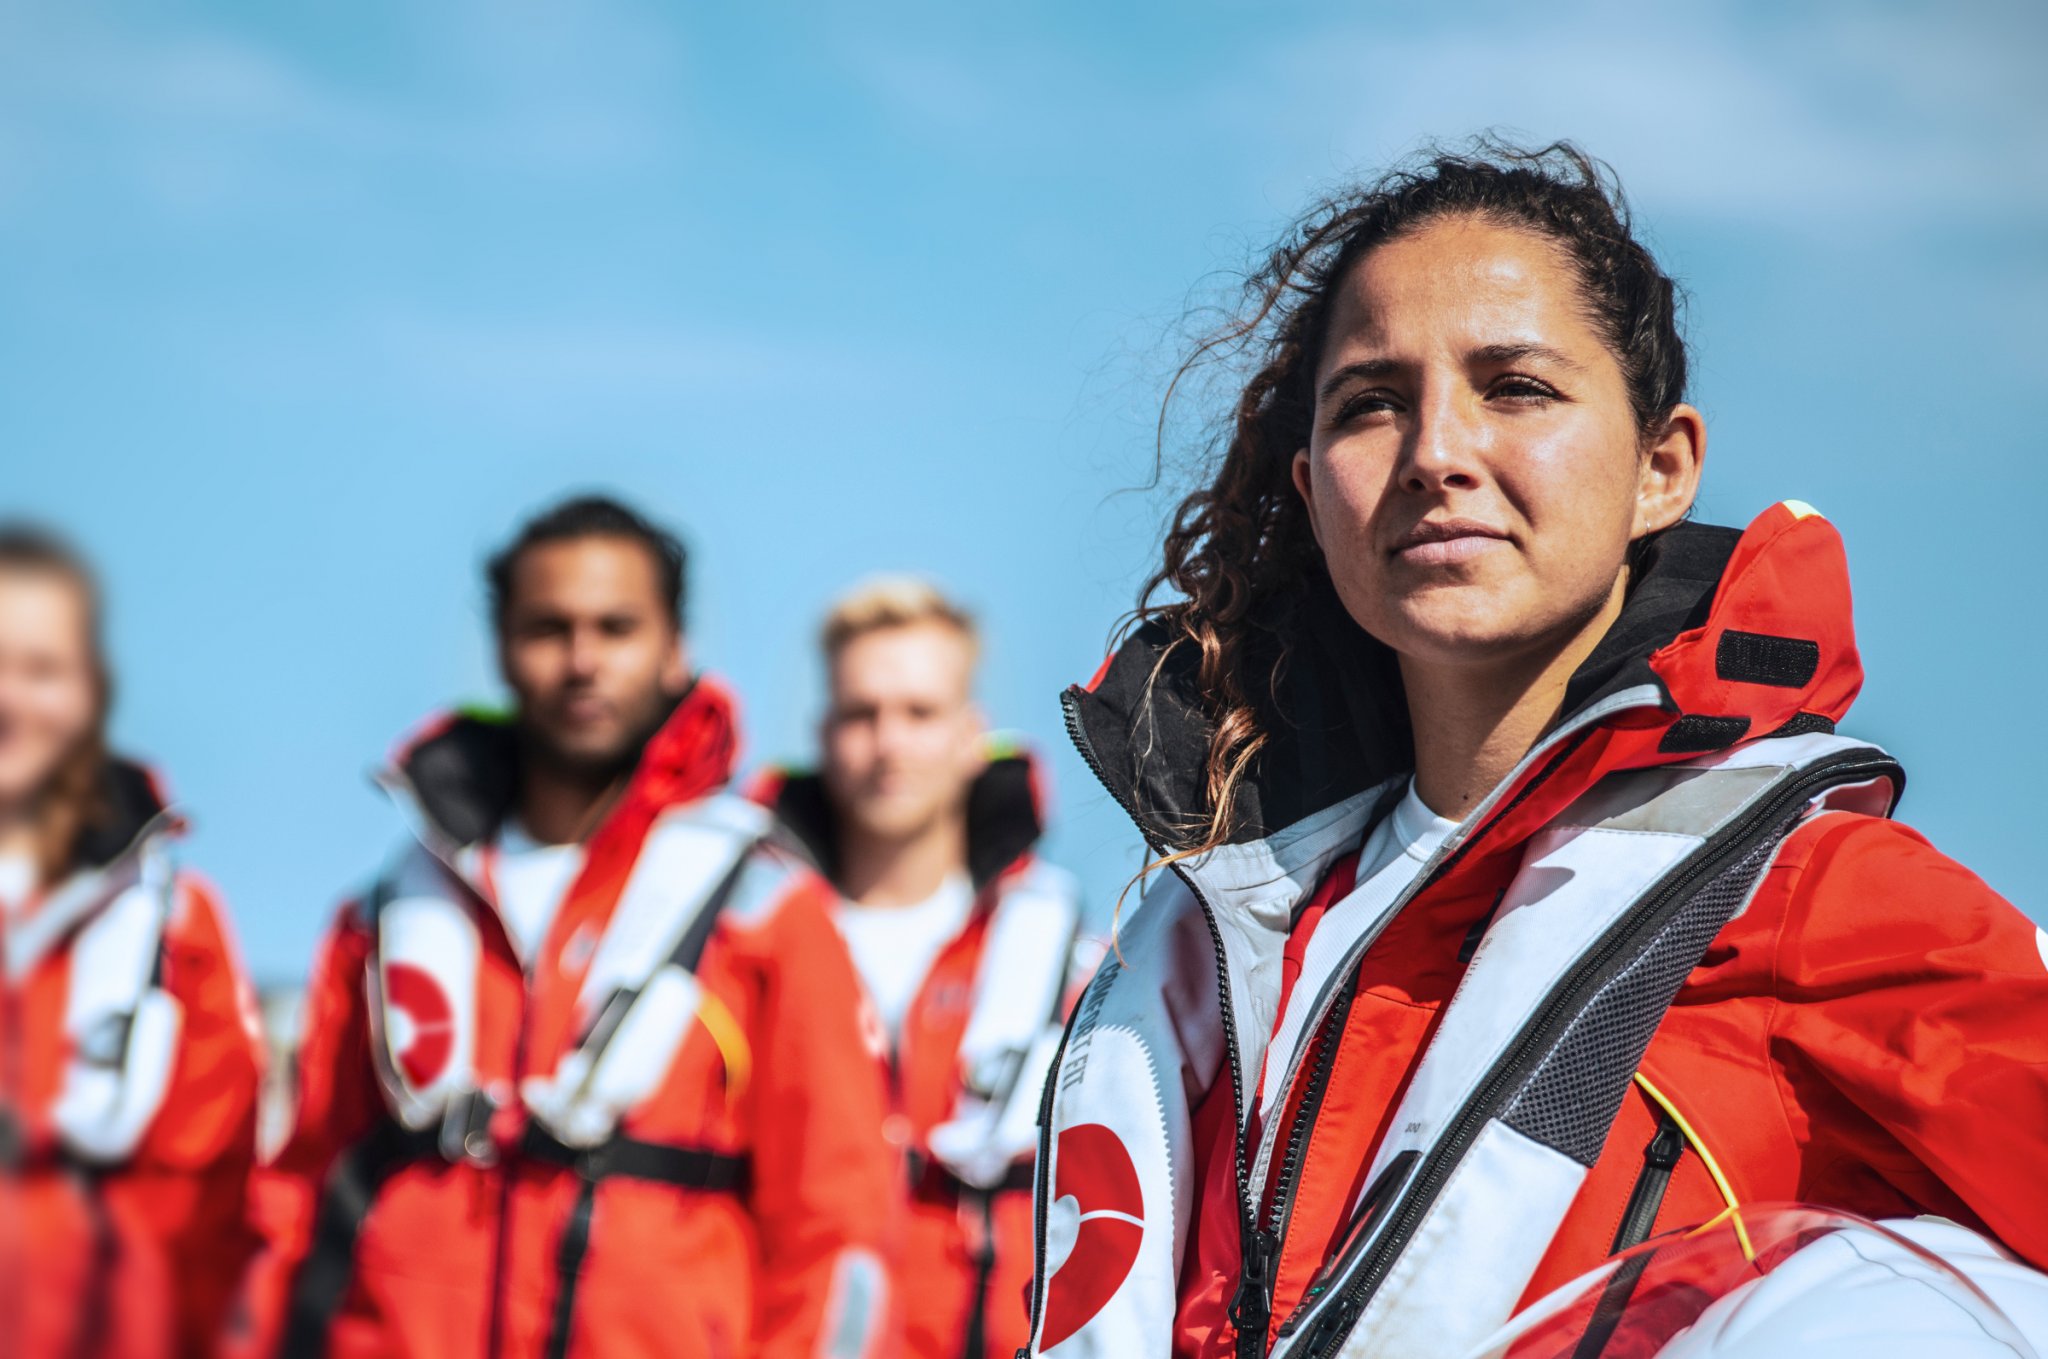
[{"xmin": 753, "ymin": 577, "xmax": 1090, "ymax": 1359}]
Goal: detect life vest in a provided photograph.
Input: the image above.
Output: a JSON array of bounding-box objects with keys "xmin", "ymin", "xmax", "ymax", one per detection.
[
  {"xmin": 1028, "ymin": 728, "xmax": 1897, "ymax": 1359},
  {"xmin": 4, "ymin": 805, "xmax": 185, "ymax": 1170},
  {"xmin": 363, "ymin": 791, "xmax": 768, "ymax": 1151},
  {"xmin": 755, "ymin": 743, "xmax": 1092, "ymax": 1359},
  {"xmin": 2, "ymin": 759, "xmax": 262, "ymax": 1359},
  {"xmin": 1025, "ymin": 503, "xmax": 2048, "ymax": 1359},
  {"xmin": 283, "ymin": 802, "xmax": 774, "ymax": 1359}
]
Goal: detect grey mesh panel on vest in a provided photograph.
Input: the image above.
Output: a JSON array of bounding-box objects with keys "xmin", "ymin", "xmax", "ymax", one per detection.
[{"xmin": 1501, "ymin": 827, "xmax": 1785, "ymax": 1166}]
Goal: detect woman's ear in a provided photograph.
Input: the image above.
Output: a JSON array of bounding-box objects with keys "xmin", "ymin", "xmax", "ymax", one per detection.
[
  {"xmin": 1291, "ymin": 449, "xmax": 1326, "ymax": 550},
  {"xmin": 1635, "ymin": 403, "xmax": 1706, "ymax": 538}
]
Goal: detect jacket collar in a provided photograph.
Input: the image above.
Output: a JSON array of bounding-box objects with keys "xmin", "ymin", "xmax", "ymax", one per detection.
[
  {"xmin": 754, "ymin": 738, "xmax": 1046, "ymax": 893},
  {"xmin": 1065, "ymin": 502, "xmax": 1867, "ymax": 859},
  {"xmin": 382, "ymin": 675, "xmax": 741, "ymax": 853}
]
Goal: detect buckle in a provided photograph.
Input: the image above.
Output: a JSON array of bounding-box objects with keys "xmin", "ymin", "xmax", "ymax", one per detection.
[
  {"xmin": 437, "ymin": 1088, "xmax": 499, "ymax": 1167},
  {"xmin": 574, "ymin": 1141, "xmax": 613, "ymax": 1180}
]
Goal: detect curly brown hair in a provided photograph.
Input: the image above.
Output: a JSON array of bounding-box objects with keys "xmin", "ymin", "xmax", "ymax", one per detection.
[{"xmin": 1136, "ymin": 139, "xmax": 1689, "ymax": 855}]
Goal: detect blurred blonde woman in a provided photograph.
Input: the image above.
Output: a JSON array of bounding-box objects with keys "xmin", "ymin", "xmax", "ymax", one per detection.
[{"xmin": 0, "ymin": 524, "xmax": 262, "ymax": 1359}]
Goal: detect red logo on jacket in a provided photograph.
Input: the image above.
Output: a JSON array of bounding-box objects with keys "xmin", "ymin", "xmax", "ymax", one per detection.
[
  {"xmin": 384, "ymin": 962, "xmax": 456, "ymax": 1087},
  {"xmin": 1040, "ymin": 1122, "xmax": 1146, "ymax": 1350}
]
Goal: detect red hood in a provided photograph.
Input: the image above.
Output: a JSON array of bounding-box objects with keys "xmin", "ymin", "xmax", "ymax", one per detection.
[
  {"xmin": 749, "ymin": 737, "xmax": 1048, "ymax": 892},
  {"xmin": 1065, "ymin": 502, "xmax": 1871, "ymax": 853},
  {"xmin": 385, "ymin": 676, "xmax": 741, "ymax": 848}
]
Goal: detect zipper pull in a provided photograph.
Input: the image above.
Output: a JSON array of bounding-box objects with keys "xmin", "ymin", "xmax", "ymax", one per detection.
[
  {"xmin": 1299, "ymin": 1295, "xmax": 1363, "ymax": 1359},
  {"xmin": 1229, "ymin": 1227, "xmax": 1280, "ymax": 1357},
  {"xmin": 1644, "ymin": 1120, "xmax": 1685, "ymax": 1171}
]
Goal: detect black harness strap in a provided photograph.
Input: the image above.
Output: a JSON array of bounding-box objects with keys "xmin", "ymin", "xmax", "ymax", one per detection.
[
  {"xmin": 522, "ymin": 1124, "xmax": 752, "ymax": 1192},
  {"xmin": 280, "ymin": 1119, "xmax": 436, "ymax": 1358},
  {"xmin": 960, "ymin": 1191, "xmax": 998, "ymax": 1359}
]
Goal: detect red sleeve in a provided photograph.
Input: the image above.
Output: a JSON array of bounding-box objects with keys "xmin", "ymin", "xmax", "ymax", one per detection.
[
  {"xmin": 1770, "ymin": 813, "xmax": 2048, "ymax": 1267},
  {"xmin": 741, "ymin": 865, "xmax": 901, "ymax": 1359},
  {"xmin": 138, "ymin": 873, "xmax": 264, "ymax": 1359},
  {"xmin": 222, "ymin": 901, "xmax": 380, "ymax": 1359}
]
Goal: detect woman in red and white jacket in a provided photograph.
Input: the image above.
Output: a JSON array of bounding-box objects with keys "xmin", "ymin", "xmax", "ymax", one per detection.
[
  {"xmin": 0, "ymin": 525, "xmax": 264, "ymax": 1359},
  {"xmin": 1024, "ymin": 143, "xmax": 2048, "ymax": 1359}
]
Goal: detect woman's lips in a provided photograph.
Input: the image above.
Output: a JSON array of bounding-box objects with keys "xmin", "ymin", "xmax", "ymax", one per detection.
[{"xmin": 1388, "ymin": 519, "xmax": 1512, "ymax": 567}]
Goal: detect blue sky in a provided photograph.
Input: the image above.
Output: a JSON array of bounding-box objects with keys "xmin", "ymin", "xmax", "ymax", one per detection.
[{"xmin": 3, "ymin": 1, "xmax": 2043, "ymax": 982}]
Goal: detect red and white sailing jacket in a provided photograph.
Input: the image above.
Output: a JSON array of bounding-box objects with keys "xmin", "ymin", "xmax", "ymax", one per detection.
[
  {"xmin": 1026, "ymin": 503, "xmax": 2048, "ymax": 1359},
  {"xmin": 0, "ymin": 759, "xmax": 264, "ymax": 1359},
  {"xmin": 233, "ymin": 679, "xmax": 899, "ymax": 1359},
  {"xmin": 755, "ymin": 742, "xmax": 1095, "ymax": 1359}
]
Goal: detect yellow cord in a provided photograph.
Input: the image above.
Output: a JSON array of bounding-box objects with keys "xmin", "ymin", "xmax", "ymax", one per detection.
[
  {"xmin": 1631, "ymin": 1071, "xmax": 1754, "ymax": 1262},
  {"xmin": 695, "ymin": 991, "xmax": 753, "ymax": 1102}
]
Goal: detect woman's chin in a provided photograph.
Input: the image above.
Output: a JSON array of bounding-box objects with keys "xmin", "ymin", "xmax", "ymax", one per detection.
[{"xmin": 1367, "ymin": 602, "xmax": 1566, "ymax": 673}]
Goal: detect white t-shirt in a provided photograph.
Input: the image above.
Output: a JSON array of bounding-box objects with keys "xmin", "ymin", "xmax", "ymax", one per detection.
[
  {"xmin": 493, "ymin": 819, "xmax": 586, "ymax": 964},
  {"xmin": 834, "ymin": 872, "xmax": 976, "ymax": 1044},
  {"xmin": 1260, "ymin": 779, "xmax": 1458, "ymax": 1115},
  {"xmin": 0, "ymin": 849, "xmax": 35, "ymax": 916}
]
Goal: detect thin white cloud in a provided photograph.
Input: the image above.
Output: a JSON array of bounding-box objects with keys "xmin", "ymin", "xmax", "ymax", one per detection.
[
  {"xmin": 0, "ymin": 2, "xmax": 689, "ymax": 220},
  {"xmin": 369, "ymin": 305, "xmax": 898, "ymax": 411},
  {"xmin": 1217, "ymin": 2, "xmax": 2048, "ymax": 232}
]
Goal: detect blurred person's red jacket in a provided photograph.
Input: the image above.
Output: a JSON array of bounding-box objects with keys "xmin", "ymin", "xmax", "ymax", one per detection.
[
  {"xmin": 231, "ymin": 680, "xmax": 898, "ymax": 1359},
  {"xmin": 755, "ymin": 746, "xmax": 1094, "ymax": 1359},
  {"xmin": 0, "ymin": 761, "xmax": 263, "ymax": 1359}
]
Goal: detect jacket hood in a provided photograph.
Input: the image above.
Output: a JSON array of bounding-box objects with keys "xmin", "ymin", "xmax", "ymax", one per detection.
[
  {"xmin": 384, "ymin": 675, "xmax": 741, "ymax": 849},
  {"xmin": 70, "ymin": 757, "xmax": 178, "ymax": 870},
  {"xmin": 1065, "ymin": 501, "xmax": 1866, "ymax": 853},
  {"xmin": 750, "ymin": 736, "xmax": 1047, "ymax": 892}
]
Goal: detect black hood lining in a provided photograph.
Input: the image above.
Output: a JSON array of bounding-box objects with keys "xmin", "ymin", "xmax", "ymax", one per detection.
[
  {"xmin": 768, "ymin": 755, "xmax": 1043, "ymax": 893},
  {"xmin": 398, "ymin": 716, "xmax": 523, "ymax": 847},
  {"xmin": 396, "ymin": 689, "xmax": 694, "ymax": 848},
  {"xmin": 70, "ymin": 757, "xmax": 171, "ymax": 869},
  {"xmin": 1068, "ymin": 521, "xmax": 1741, "ymax": 851}
]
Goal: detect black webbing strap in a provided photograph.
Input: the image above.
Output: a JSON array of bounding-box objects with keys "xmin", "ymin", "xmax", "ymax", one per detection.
[
  {"xmin": 547, "ymin": 1178, "xmax": 599, "ymax": 1359},
  {"xmin": 959, "ymin": 1190, "xmax": 998, "ymax": 1359},
  {"xmin": 909, "ymin": 1152, "xmax": 1036, "ymax": 1205},
  {"xmin": 280, "ymin": 1119, "xmax": 438, "ymax": 1358},
  {"xmin": 69, "ymin": 1166, "xmax": 117, "ymax": 1359},
  {"xmin": 521, "ymin": 1124, "xmax": 751, "ymax": 1192},
  {"xmin": 528, "ymin": 1125, "xmax": 751, "ymax": 1359}
]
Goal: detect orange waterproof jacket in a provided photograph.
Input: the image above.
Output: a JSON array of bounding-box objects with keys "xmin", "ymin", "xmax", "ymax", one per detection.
[
  {"xmin": 1031, "ymin": 504, "xmax": 2048, "ymax": 1359},
  {"xmin": 755, "ymin": 746, "xmax": 1089, "ymax": 1359},
  {"xmin": 234, "ymin": 680, "xmax": 898, "ymax": 1359},
  {"xmin": 0, "ymin": 760, "xmax": 263, "ymax": 1359}
]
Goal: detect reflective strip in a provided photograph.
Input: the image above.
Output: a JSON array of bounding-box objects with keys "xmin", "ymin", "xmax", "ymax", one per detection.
[
  {"xmin": 693, "ymin": 988, "xmax": 752, "ymax": 1100},
  {"xmin": 818, "ymin": 1247, "xmax": 888, "ymax": 1359}
]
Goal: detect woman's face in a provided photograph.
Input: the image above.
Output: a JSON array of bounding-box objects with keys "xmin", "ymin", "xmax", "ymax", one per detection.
[
  {"xmin": 1294, "ymin": 216, "xmax": 1701, "ymax": 674},
  {"xmin": 0, "ymin": 568, "xmax": 99, "ymax": 814}
]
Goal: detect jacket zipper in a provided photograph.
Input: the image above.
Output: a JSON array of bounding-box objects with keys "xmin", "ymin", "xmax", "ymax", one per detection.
[
  {"xmin": 1050, "ymin": 686, "xmax": 1644, "ymax": 1359},
  {"xmin": 1243, "ymin": 722, "xmax": 1602, "ymax": 1348},
  {"xmin": 1287, "ymin": 751, "xmax": 1899, "ymax": 1358},
  {"xmin": 1242, "ymin": 697, "xmax": 1639, "ymax": 1208},
  {"xmin": 1242, "ymin": 981, "xmax": 1355, "ymax": 1347},
  {"xmin": 1610, "ymin": 1112, "xmax": 1684, "ymax": 1254}
]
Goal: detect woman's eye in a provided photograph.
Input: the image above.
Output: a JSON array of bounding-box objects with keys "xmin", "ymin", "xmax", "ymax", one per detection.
[
  {"xmin": 1490, "ymin": 375, "xmax": 1560, "ymax": 404},
  {"xmin": 1331, "ymin": 390, "xmax": 1400, "ymax": 425}
]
